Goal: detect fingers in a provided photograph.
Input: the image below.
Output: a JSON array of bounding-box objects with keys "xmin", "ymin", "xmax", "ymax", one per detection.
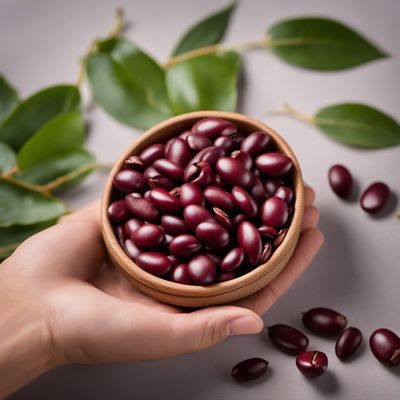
[
  {"xmin": 301, "ymin": 206, "xmax": 320, "ymax": 231},
  {"xmin": 233, "ymin": 228, "xmax": 324, "ymax": 315},
  {"xmin": 304, "ymin": 186, "xmax": 316, "ymax": 207}
]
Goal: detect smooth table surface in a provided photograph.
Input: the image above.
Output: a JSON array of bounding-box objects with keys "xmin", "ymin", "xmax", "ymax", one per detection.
[{"xmin": 1, "ymin": 0, "xmax": 399, "ymax": 399}]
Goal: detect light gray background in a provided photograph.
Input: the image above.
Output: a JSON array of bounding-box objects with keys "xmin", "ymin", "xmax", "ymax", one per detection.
[{"xmin": 1, "ymin": 0, "xmax": 399, "ymax": 398}]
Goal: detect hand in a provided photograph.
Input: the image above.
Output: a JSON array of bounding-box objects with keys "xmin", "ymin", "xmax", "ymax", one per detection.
[{"xmin": 0, "ymin": 186, "xmax": 322, "ymax": 396}]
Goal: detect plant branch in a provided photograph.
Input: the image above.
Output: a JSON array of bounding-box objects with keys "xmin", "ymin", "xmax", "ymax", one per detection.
[
  {"xmin": 0, "ymin": 175, "xmax": 49, "ymax": 196},
  {"xmin": 267, "ymin": 103, "xmax": 315, "ymax": 124},
  {"xmin": 164, "ymin": 37, "xmax": 272, "ymax": 68}
]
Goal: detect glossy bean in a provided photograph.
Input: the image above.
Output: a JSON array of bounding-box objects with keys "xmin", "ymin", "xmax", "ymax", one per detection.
[
  {"xmin": 123, "ymin": 155, "xmax": 143, "ymax": 171},
  {"xmin": 256, "ymin": 152, "xmax": 293, "ymax": 178},
  {"xmin": 273, "ymin": 228, "xmax": 288, "ymax": 247},
  {"xmin": 170, "ymin": 263, "xmax": 192, "ymax": 284},
  {"xmin": 296, "ymin": 351, "xmax": 328, "ymax": 379},
  {"xmin": 264, "ymin": 179, "xmax": 284, "ymax": 197},
  {"xmin": 335, "ymin": 327, "xmax": 363, "ymax": 360},
  {"xmin": 113, "ymin": 170, "xmax": 147, "ymax": 193},
  {"xmin": 191, "ymin": 117, "xmax": 237, "ymax": 140},
  {"xmin": 360, "ymin": 182, "xmax": 390, "ymax": 214},
  {"xmin": 165, "ymin": 138, "xmax": 192, "ymax": 168},
  {"xmin": 232, "ymin": 186, "xmax": 258, "ymax": 217},
  {"xmin": 187, "ymin": 254, "xmax": 216, "ymax": 284},
  {"xmin": 237, "ymin": 221, "xmax": 262, "ymax": 266},
  {"xmin": 153, "ymin": 158, "xmax": 183, "ymax": 181},
  {"xmin": 184, "ymin": 161, "xmax": 212, "ymax": 187},
  {"xmin": 183, "ymin": 205, "xmax": 215, "ymax": 231},
  {"xmin": 221, "ymin": 247, "xmax": 244, "ymax": 271},
  {"xmin": 148, "ymin": 175, "xmax": 176, "ymax": 191},
  {"xmin": 302, "ymin": 307, "xmax": 348, "ymax": 336},
  {"xmin": 107, "ymin": 200, "xmax": 130, "ymax": 223},
  {"xmin": 216, "ymin": 157, "xmax": 252, "ymax": 188},
  {"xmin": 240, "ymin": 131, "xmax": 271, "ymax": 156},
  {"xmin": 328, "ymin": 164, "xmax": 353, "ymax": 198},
  {"xmin": 231, "ymin": 358, "xmax": 268, "ymax": 382},
  {"xmin": 261, "ymin": 197, "xmax": 288, "ymax": 229},
  {"xmin": 161, "ymin": 215, "xmax": 188, "ymax": 236},
  {"xmin": 148, "ymin": 188, "xmax": 182, "ymax": 213},
  {"xmin": 135, "ymin": 252, "xmax": 172, "ymax": 276},
  {"xmin": 195, "ymin": 222, "xmax": 230, "ymax": 248},
  {"xmin": 259, "ymin": 242, "xmax": 272, "ymax": 264},
  {"xmin": 204, "ymin": 186, "xmax": 236, "ymax": 213},
  {"xmin": 169, "ymin": 234, "xmax": 201, "ymax": 258},
  {"xmin": 258, "ymin": 225, "xmax": 278, "ymax": 240},
  {"xmin": 268, "ymin": 324, "xmax": 309, "ymax": 355},
  {"xmin": 124, "ymin": 239, "xmax": 141, "ymax": 260},
  {"xmin": 139, "ymin": 143, "xmax": 165, "ymax": 167},
  {"xmin": 125, "ymin": 218, "xmax": 144, "ymax": 238},
  {"xmin": 131, "ymin": 224, "xmax": 164, "ymax": 248},
  {"xmin": 186, "ymin": 134, "xmax": 212, "ymax": 151},
  {"xmin": 213, "ymin": 207, "xmax": 234, "ymax": 231},
  {"xmin": 369, "ymin": 328, "xmax": 400, "ymax": 367},
  {"xmin": 214, "ymin": 136, "xmax": 235, "ymax": 153},
  {"xmin": 125, "ymin": 195, "xmax": 160, "ymax": 223},
  {"xmin": 231, "ymin": 150, "xmax": 253, "ymax": 170},
  {"xmin": 249, "ymin": 177, "xmax": 266, "ymax": 203},
  {"xmin": 275, "ymin": 186, "xmax": 294, "ymax": 204},
  {"xmin": 180, "ymin": 183, "xmax": 205, "ymax": 207}
]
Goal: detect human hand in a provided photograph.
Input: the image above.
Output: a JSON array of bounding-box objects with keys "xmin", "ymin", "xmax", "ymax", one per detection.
[{"xmin": 0, "ymin": 186, "xmax": 322, "ymax": 396}]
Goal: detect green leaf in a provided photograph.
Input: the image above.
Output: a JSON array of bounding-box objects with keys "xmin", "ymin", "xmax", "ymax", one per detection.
[
  {"xmin": 268, "ymin": 17, "xmax": 387, "ymax": 71},
  {"xmin": 314, "ymin": 103, "xmax": 400, "ymax": 148},
  {"xmin": 0, "ymin": 75, "xmax": 19, "ymax": 123},
  {"xmin": 0, "ymin": 219, "xmax": 56, "ymax": 259},
  {"xmin": 165, "ymin": 51, "xmax": 240, "ymax": 114},
  {"xmin": 17, "ymin": 112, "xmax": 84, "ymax": 170},
  {"xmin": 87, "ymin": 40, "xmax": 174, "ymax": 130},
  {"xmin": 0, "ymin": 141, "xmax": 16, "ymax": 173},
  {"xmin": 172, "ymin": 2, "xmax": 236, "ymax": 56},
  {"xmin": 16, "ymin": 148, "xmax": 96, "ymax": 188},
  {"xmin": 0, "ymin": 85, "xmax": 80, "ymax": 150},
  {"xmin": 0, "ymin": 182, "xmax": 66, "ymax": 227}
]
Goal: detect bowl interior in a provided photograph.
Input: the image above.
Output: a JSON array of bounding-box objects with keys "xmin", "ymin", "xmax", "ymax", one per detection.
[{"xmin": 102, "ymin": 111, "xmax": 304, "ymax": 299}]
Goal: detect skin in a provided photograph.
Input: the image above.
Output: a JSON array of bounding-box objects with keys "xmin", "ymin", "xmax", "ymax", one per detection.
[{"xmin": 0, "ymin": 186, "xmax": 323, "ymax": 398}]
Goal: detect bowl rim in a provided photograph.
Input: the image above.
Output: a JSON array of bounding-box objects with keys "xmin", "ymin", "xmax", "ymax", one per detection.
[{"xmin": 101, "ymin": 111, "xmax": 304, "ymax": 299}]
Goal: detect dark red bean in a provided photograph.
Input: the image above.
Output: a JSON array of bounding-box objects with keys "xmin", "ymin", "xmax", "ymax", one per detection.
[
  {"xmin": 241, "ymin": 131, "xmax": 271, "ymax": 156},
  {"xmin": 249, "ymin": 177, "xmax": 266, "ymax": 203},
  {"xmin": 148, "ymin": 175, "xmax": 176, "ymax": 191},
  {"xmin": 268, "ymin": 324, "xmax": 309, "ymax": 355},
  {"xmin": 261, "ymin": 197, "xmax": 288, "ymax": 229},
  {"xmin": 204, "ymin": 252, "xmax": 222, "ymax": 268},
  {"xmin": 360, "ymin": 182, "xmax": 390, "ymax": 214},
  {"xmin": 264, "ymin": 179, "xmax": 284, "ymax": 197},
  {"xmin": 232, "ymin": 186, "xmax": 258, "ymax": 217},
  {"xmin": 113, "ymin": 170, "xmax": 147, "ymax": 193},
  {"xmin": 204, "ymin": 186, "xmax": 235, "ymax": 213},
  {"xmin": 302, "ymin": 307, "xmax": 348, "ymax": 336},
  {"xmin": 258, "ymin": 225, "xmax": 278, "ymax": 240},
  {"xmin": 259, "ymin": 242, "xmax": 272, "ymax": 264},
  {"xmin": 192, "ymin": 117, "xmax": 236, "ymax": 140},
  {"xmin": 231, "ymin": 358, "xmax": 268, "ymax": 382},
  {"xmin": 161, "ymin": 215, "xmax": 188, "ymax": 236},
  {"xmin": 168, "ymin": 255, "xmax": 180, "ymax": 268},
  {"xmin": 165, "ymin": 138, "xmax": 192, "ymax": 168},
  {"xmin": 195, "ymin": 222, "xmax": 230, "ymax": 248},
  {"xmin": 328, "ymin": 165, "xmax": 353, "ymax": 198},
  {"xmin": 251, "ymin": 166, "xmax": 261, "ymax": 179},
  {"xmin": 273, "ymin": 228, "xmax": 288, "ymax": 247},
  {"xmin": 179, "ymin": 130, "xmax": 192, "ymax": 139},
  {"xmin": 214, "ymin": 136, "xmax": 235, "ymax": 153},
  {"xmin": 115, "ymin": 225, "xmax": 128, "ymax": 247},
  {"xmin": 187, "ymin": 254, "xmax": 216, "ymax": 284},
  {"xmin": 256, "ymin": 152, "xmax": 293, "ymax": 178},
  {"xmin": 144, "ymin": 190, "xmax": 151, "ymax": 200},
  {"xmin": 136, "ymin": 252, "xmax": 172, "ymax": 276},
  {"xmin": 275, "ymin": 186, "xmax": 294, "ymax": 204},
  {"xmin": 233, "ymin": 213, "xmax": 248, "ymax": 226},
  {"xmin": 231, "ymin": 150, "xmax": 253, "ymax": 170},
  {"xmin": 189, "ymin": 145, "xmax": 226, "ymax": 169},
  {"xmin": 210, "ymin": 174, "xmax": 229, "ymax": 190},
  {"xmin": 124, "ymin": 155, "xmax": 143, "ymax": 171},
  {"xmin": 169, "ymin": 234, "xmax": 201, "ymax": 257},
  {"xmin": 184, "ymin": 161, "xmax": 212, "ymax": 187},
  {"xmin": 148, "ymin": 188, "xmax": 182, "ymax": 214},
  {"xmin": 369, "ymin": 328, "xmax": 400, "ymax": 367},
  {"xmin": 131, "ymin": 224, "xmax": 164, "ymax": 248},
  {"xmin": 296, "ymin": 351, "xmax": 328, "ymax": 379},
  {"xmin": 124, "ymin": 239, "xmax": 141, "ymax": 260},
  {"xmin": 213, "ymin": 207, "xmax": 234, "ymax": 231},
  {"xmin": 186, "ymin": 134, "xmax": 212, "ymax": 151},
  {"xmin": 229, "ymin": 133, "xmax": 245, "ymax": 147},
  {"xmin": 180, "ymin": 183, "xmax": 205, "ymax": 207},
  {"xmin": 216, "ymin": 157, "xmax": 252, "ymax": 188},
  {"xmin": 144, "ymin": 166, "xmax": 159, "ymax": 180},
  {"xmin": 163, "ymin": 234, "xmax": 174, "ymax": 246},
  {"xmin": 107, "ymin": 200, "xmax": 130, "ymax": 222},
  {"xmin": 153, "ymin": 159, "xmax": 183, "ymax": 181},
  {"xmin": 139, "ymin": 143, "xmax": 165, "ymax": 167},
  {"xmin": 183, "ymin": 205, "xmax": 215, "ymax": 231},
  {"xmin": 335, "ymin": 327, "xmax": 363, "ymax": 360},
  {"xmin": 216, "ymin": 271, "xmax": 236, "ymax": 282},
  {"xmin": 170, "ymin": 263, "xmax": 192, "ymax": 284},
  {"xmin": 125, "ymin": 195, "xmax": 160, "ymax": 223},
  {"xmin": 237, "ymin": 221, "xmax": 262, "ymax": 266},
  {"xmin": 125, "ymin": 218, "xmax": 143, "ymax": 238},
  {"xmin": 221, "ymin": 247, "xmax": 244, "ymax": 271}
]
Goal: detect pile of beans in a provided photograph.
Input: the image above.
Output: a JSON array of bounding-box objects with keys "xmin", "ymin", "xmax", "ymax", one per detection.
[
  {"xmin": 107, "ymin": 117, "xmax": 295, "ymax": 285},
  {"xmin": 231, "ymin": 307, "xmax": 400, "ymax": 382}
]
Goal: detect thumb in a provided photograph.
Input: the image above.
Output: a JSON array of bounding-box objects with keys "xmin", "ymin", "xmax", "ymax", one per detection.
[{"xmin": 170, "ymin": 306, "xmax": 264, "ymax": 354}]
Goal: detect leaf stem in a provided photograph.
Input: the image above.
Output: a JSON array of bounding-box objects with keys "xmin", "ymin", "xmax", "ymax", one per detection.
[
  {"xmin": 163, "ymin": 37, "xmax": 272, "ymax": 68},
  {"xmin": 0, "ymin": 175, "xmax": 50, "ymax": 196},
  {"xmin": 76, "ymin": 8, "xmax": 125, "ymax": 86},
  {"xmin": 267, "ymin": 103, "xmax": 315, "ymax": 124}
]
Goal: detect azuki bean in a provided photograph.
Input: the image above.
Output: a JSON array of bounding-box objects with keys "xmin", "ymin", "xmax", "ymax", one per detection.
[
  {"xmin": 180, "ymin": 183, "xmax": 205, "ymax": 207},
  {"xmin": 124, "ymin": 155, "xmax": 143, "ymax": 171},
  {"xmin": 258, "ymin": 225, "xmax": 278, "ymax": 240},
  {"xmin": 161, "ymin": 215, "xmax": 188, "ymax": 236},
  {"xmin": 125, "ymin": 195, "xmax": 160, "ymax": 223},
  {"xmin": 195, "ymin": 222, "xmax": 230, "ymax": 248},
  {"xmin": 165, "ymin": 138, "xmax": 192, "ymax": 168},
  {"xmin": 335, "ymin": 327, "xmax": 363, "ymax": 360},
  {"xmin": 237, "ymin": 221, "xmax": 262, "ymax": 266},
  {"xmin": 231, "ymin": 150, "xmax": 253, "ymax": 170},
  {"xmin": 214, "ymin": 136, "xmax": 235, "ymax": 153},
  {"xmin": 107, "ymin": 200, "xmax": 131, "ymax": 223},
  {"xmin": 187, "ymin": 254, "xmax": 216, "ymax": 284},
  {"xmin": 170, "ymin": 263, "xmax": 192, "ymax": 284},
  {"xmin": 125, "ymin": 218, "xmax": 144, "ymax": 238},
  {"xmin": 197, "ymin": 145, "xmax": 226, "ymax": 168},
  {"xmin": 328, "ymin": 164, "xmax": 353, "ymax": 198},
  {"xmin": 275, "ymin": 186, "xmax": 294, "ymax": 204},
  {"xmin": 183, "ymin": 205, "xmax": 215, "ymax": 231},
  {"xmin": 259, "ymin": 242, "xmax": 272, "ymax": 264},
  {"xmin": 210, "ymin": 174, "xmax": 229, "ymax": 190},
  {"xmin": 192, "ymin": 117, "xmax": 237, "ymax": 140},
  {"xmin": 179, "ymin": 130, "xmax": 192, "ymax": 140},
  {"xmin": 264, "ymin": 179, "xmax": 284, "ymax": 197},
  {"xmin": 139, "ymin": 143, "xmax": 165, "ymax": 167},
  {"xmin": 136, "ymin": 252, "xmax": 172, "ymax": 276},
  {"xmin": 268, "ymin": 324, "xmax": 309, "ymax": 355},
  {"xmin": 148, "ymin": 188, "xmax": 182, "ymax": 214},
  {"xmin": 369, "ymin": 328, "xmax": 400, "ymax": 367},
  {"xmin": 233, "ymin": 213, "xmax": 248, "ymax": 226},
  {"xmin": 232, "ymin": 186, "xmax": 258, "ymax": 217},
  {"xmin": 169, "ymin": 234, "xmax": 201, "ymax": 258},
  {"xmin": 221, "ymin": 247, "xmax": 244, "ymax": 271},
  {"xmin": 131, "ymin": 224, "xmax": 164, "ymax": 248},
  {"xmin": 124, "ymin": 239, "xmax": 141, "ymax": 260},
  {"xmin": 240, "ymin": 131, "xmax": 271, "ymax": 156},
  {"xmin": 360, "ymin": 182, "xmax": 390, "ymax": 214},
  {"xmin": 249, "ymin": 177, "xmax": 266, "ymax": 203},
  {"xmin": 186, "ymin": 134, "xmax": 212, "ymax": 151},
  {"xmin": 296, "ymin": 351, "xmax": 328, "ymax": 379},
  {"xmin": 148, "ymin": 175, "xmax": 176, "ymax": 191},
  {"xmin": 273, "ymin": 229, "xmax": 288, "ymax": 247},
  {"xmin": 213, "ymin": 207, "xmax": 234, "ymax": 231},
  {"xmin": 216, "ymin": 157, "xmax": 252, "ymax": 188},
  {"xmin": 153, "ymin": 158, "xmax": 183, "ymax": 181},
  {"xmin": 261, "ymin": 197, "xmax": 288, "ymax": 229},
  {"xmin": 204, "ymin": 186, "xmax": 236, "ymax": 213},
  {"xmin": 113, "ymin": 170, "xmax": 147, "ymax": 193},
  {"xmin": 302, "ymin": 307, "xmax": 348, "ymax": 336},
  {"xmin": 144, "ymin": 166, "xmax": 160, "ymax": 180},
  {"xmin": 231, "ymin": 358, "xmax": 268, "ymax": 381},
  {"xmin": 184, "ymin": 161, "xmax": 212, "ymax": 187},
  {"xmin": 256, "ymin": 152, "xmax": 293, "ymax": 178},
  {"xmin": 115, "ymin": 225, "xmax": 128, "ymax": 247}
]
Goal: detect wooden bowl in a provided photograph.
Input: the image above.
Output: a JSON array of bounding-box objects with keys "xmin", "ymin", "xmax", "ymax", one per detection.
[{"xmin": 101, "ymin": 111, "xmax": 304, "ymax": 307}]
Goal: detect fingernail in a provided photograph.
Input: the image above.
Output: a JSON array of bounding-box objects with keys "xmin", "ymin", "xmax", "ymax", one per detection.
[{"xmin": 227, "ymin": 316, "xmax": 264, "ymax": 336}]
